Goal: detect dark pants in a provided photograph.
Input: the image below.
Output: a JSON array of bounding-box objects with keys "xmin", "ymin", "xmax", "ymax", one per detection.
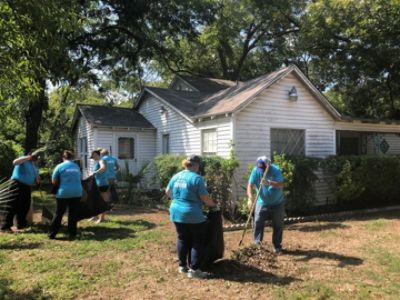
[
  {"xmin": 1, "ymin": 180, "xmax": 31, "ymax": 230},
  {"xmin": 253, "ymin": 202, "xmax": 285, "ymax": 249},
  {"xmin": 174, "ymin": 222, "xmax": 206, "ymax": 270},
  {"xmin": 109, "ymin": 179, "xmax": 118, "ymax": 204},
  {"xmin": 49, "ymin": 197, "xmax": 80, "ymax": 238}
]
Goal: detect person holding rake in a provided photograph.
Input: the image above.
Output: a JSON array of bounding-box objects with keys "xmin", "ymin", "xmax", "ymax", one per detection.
[{"xmin": 247, "ymin": 156, "xmax": 285, "ymax": 254}]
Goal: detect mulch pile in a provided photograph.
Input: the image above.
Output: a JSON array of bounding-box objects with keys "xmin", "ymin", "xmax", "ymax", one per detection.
[{"xmin": 231, "ymin": 245, "xmax": 278, "ymax": 272}]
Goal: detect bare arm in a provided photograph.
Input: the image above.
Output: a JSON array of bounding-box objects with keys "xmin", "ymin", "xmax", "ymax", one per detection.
[
  {"xmin": 13, "ymin": 156, "xmax": 31, "ymax": 166},
  {"xmin": 200, "ymin": 194, "xmax": 216, "ymax": 208},
  {"xmin": 165, "ymin": 187, "xmax": 171, "ymax": 198},
  {"xmin": 261, "ymin": 178, "xmax": 284, "ymax": 189},
  {"xmin": 247, "ymin": 183, "xmax": 255, "ymax": 209},
  {"xmin": 94, "ymin": 159, "xmax": 107, "ymax": 174}
]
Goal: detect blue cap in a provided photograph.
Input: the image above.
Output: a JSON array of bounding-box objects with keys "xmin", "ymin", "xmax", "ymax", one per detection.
[{"xmin": 187, "ymin": 154, "xmax": 201, "ymax": 164}]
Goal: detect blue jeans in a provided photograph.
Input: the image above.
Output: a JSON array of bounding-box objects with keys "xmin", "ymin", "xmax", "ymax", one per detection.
[
  {"xmin": 174, "ymin": 222, "xmax": 206, "ymax": 270},
  {"xmin": 253, "ymin": 202, "xmax": 285, "ymax": 249}
]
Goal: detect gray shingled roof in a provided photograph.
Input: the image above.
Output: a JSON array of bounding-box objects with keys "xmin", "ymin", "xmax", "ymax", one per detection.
[
  {"xmin": 142, "ymin": 66, "xmax": 293, "ymax": 118},
  {"xmin": 76, "ymin": 105, "xmax": 155, "ymax": 129},
  {"xmin": 137, "ymin": 65, "xmax": 341, "ymax": 121},
  {"xmin": 177, "ymin": 75, "xmax": 237, "ymax": 93}
]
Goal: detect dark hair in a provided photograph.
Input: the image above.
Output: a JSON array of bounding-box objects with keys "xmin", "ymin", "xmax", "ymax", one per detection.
[
  {"xmin": 62, "ymin": 150, "xmax": 74, "ymax": 160},
  {"xmin": 91, "ymin": 150, "xmax": 101, "ymax": 159}
]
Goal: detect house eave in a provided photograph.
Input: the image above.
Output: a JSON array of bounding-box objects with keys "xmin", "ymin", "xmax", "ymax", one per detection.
[
  {"xmin": 192, "ymin": 112, "xmax": 233, "ymax": 123},
  {"xmin": 91, "ymin": 125, "xmax": 156, "ymax": 131}
]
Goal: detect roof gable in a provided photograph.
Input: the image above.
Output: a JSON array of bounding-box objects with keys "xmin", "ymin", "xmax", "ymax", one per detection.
[{"xmin": 136, "ymin": 65, "xmax": 341, "ymax": 122}]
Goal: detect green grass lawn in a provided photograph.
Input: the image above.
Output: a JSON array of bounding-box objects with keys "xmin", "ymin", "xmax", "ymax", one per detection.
[{"xmin": 1, "ymin": 191, "xmax": 399, "ymax": 299}]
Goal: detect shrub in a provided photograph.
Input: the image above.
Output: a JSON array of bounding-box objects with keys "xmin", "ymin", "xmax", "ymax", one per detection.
[
  {"xmin": 116, "ymin": 161, "xmax": 151, "ymax": 206},
  {"xmin": 324, "ymin": 155, "xmax": 400, "ymax": 208},
  {"xmin": 0, "ymin": 141, "xmax": 19, "ymax": 179}
]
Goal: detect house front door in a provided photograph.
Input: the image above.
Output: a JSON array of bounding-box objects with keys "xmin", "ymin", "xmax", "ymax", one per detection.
[{"xmin": 116, "ymin": 134, "xmax": 138, "ymax": 175}]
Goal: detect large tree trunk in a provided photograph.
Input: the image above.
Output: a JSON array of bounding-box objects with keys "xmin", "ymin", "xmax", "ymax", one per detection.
[{"xmin": 24, "ymin": 78, "xmax": 47, "ymax": 152}]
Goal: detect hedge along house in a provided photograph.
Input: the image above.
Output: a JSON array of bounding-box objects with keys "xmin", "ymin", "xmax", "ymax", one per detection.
[
  {"xmin": 73, "ymin": 64, "xmax": 400, "ymax": 205},
  {"xmin": 72, "ymin": 105, "xmax": 156, "ymax": 178}
]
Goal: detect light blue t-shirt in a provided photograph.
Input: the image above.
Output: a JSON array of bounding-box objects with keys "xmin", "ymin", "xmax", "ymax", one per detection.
[
  {"xmin": 52, "ymin": 161, "xmax": 83, "ymax": 199},
  {"xmin": 248, "ymin": 164, "xmax": 284, "ymax": 206},
  {"xmin": 11, "ymin": 157, "xmax": 38, "ymax": 186},
  {"xmin": 93, "ymin": 160, "xmax": 109, "ymax": 187},
  {"xmin": 102, "ymin": 155, "xmax": 119, "ymax": 180},
  {"xmin": 168, "ymin": 170, "xmax": 209, "ymax": 224}
]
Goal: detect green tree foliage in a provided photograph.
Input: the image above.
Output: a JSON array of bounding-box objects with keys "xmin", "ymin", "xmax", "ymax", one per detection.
[
  {"xmin": 0, "ymin": 0, "xmax": 87, "ymax": 151},
  {"xmin": 156, "ymin": 0, "xmax": 304, "ymax": 81},
  {"xmin": 299, "ymin": 0, "xmax": 400, "ymax": 119},
  {"xmin": 0, "ymin": 0, "xmax": 213, "ymax": 153}
]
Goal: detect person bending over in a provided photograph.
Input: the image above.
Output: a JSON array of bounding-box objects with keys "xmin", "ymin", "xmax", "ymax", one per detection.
[{"xmin": 247, "ymin": 156, "xmax": 285, "ymax": 254}]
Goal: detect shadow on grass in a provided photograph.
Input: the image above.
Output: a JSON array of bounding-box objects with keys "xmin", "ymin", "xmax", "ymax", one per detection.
[
  {"xmin": 0, "ymin": 279, "xmax": 52, "ymax": 300},
  {"xmin": 210, "ymin": 259, "xmax": 299, "ymax": 284},
  {"xmin": 0, "ymin": 242, "xmax": 43, "ymax": 250},
  {"xmin": 111, "ymin": 219, "xmax": 156, "ymax": 230},
  {"xmin": 75, "ymin": 225, "xmax": 137, "ymax": 241},
  {"xmin": 286, "ymin": 222, "xmax": 350, "ymax": 232},
  {"xmin": 284, "ymin": 248, "xmax": 363, "ymax": 267}
]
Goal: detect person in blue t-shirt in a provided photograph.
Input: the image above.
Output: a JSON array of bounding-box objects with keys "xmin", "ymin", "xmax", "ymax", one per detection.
[
  {"xmin": 247, "ymin": 156, "xmax": 285, "ymax": 254},
  {"xmin": 90, "ymin": 149, "xmax": 110, "ymax": 223},
  {"xmin": 1, "ymin": 152, "xmax": 40, "ymax": 232},
  {"xmin": 100, "ymin": 148, "xmax": 119, "ymax": 201},
  {"xmin": 166, "ymin": 155, "xmax": 216, "ymax": 279},
  {"xmin": 94, "ymin": 148, "xmax": 120, "ymax": 222},
  {"xmin": 48, "ymin": 150, "xmax": 83, "ymax": 239}
]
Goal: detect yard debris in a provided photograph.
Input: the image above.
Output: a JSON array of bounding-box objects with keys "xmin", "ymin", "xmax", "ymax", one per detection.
[{"xmin": 231, "ymin": 244, "xmax": 278, "ymax": 271}]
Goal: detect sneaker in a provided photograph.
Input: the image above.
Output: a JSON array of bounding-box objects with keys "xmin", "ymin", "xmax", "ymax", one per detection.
[
  {"xmin": 273, "ymin": 247, "xmax": 282, "ymax": 255},
  {"xmin": 178, "ymin": 266, "xmax": 189, "ymax": 273},
  {"xmin": 187, "ymin": 269, "xmax": 208, "ymax": 279}
]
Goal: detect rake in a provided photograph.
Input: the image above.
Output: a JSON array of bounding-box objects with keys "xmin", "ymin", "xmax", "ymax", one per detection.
[{"xmin": 238, "ymin": 163, "xmax": 270, "ymax": 246}]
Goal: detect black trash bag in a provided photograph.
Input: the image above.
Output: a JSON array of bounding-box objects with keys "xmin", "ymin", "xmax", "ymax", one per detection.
[
  {"xmin": 75, "ymin": 176, "xmax": 112, "ymax": 221},
  {"xmin": 200, "ymin": 208, "xmax": 224, "ymax": 268}
]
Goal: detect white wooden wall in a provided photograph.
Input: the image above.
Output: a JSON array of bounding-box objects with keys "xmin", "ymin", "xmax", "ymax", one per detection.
[
  {"xmin": 92, "ymin": 128, "xmax": 156, "ymax": 176},
  {"xmin": 138, "ymin": 95, "xmax": 232, "ymax": 158},
  {"xmin": 233, "ymin": 73, "xmax": 336, "ymax": 204},
  {"xmin": 75, "ymin": 116, "xmax": 94, "ymax": 178}
]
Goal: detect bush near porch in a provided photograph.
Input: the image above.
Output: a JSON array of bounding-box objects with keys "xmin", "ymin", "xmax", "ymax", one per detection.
[{"xmin": 275, "ymin": 154, "xmax": 400, "ymax": 216}]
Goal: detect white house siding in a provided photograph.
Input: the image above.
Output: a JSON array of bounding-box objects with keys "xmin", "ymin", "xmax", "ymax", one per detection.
[
  {"xmin": 75, "ymin": 116, "xmax": 94, "ymax": 178},
  {"xmin": 336, "ymin": 121, "xmax": 400, "ymax": 155},
  {"xmin": 138, "ymin": 95, "xmax": 232, "ymax": 158},
  {"xmin": 91, "ymin": 128, "xmax": 156, "ymax": 177},
  {"xmin": 233, "ymin": 73, "xmax": 336, "ymax": 204}
]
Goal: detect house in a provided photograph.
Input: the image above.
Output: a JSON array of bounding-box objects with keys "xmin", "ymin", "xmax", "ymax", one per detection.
[
  {"xmin": 72, "ymin": 105, "xmax": 156, "ymax": 178},
  {"xmin": 73, "ymin": 65, "xmax": 400, "ymax": 204}
]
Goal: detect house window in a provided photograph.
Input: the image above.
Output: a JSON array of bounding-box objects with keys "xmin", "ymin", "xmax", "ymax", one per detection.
[
  {"xmin": 118, "ymin": 137, "xmax": 135, "ymax": 159},
  {"xmin": 79, "ymin": 137, "xmax": 88, "ymax": 168},
  {"xmin": 202, "ymin": 129, "xmax": 217, "ymax": 155},
  {"xmin": 336, "ymin": 131, "xmax": 366, "ymax": 155},
  {"xmin": 162, "ymin": 134, "xmax": 170, "ymax": 154},
  {"xmin": 271, "ymin": 128, "xmax": 305, "ymax": 156}
]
